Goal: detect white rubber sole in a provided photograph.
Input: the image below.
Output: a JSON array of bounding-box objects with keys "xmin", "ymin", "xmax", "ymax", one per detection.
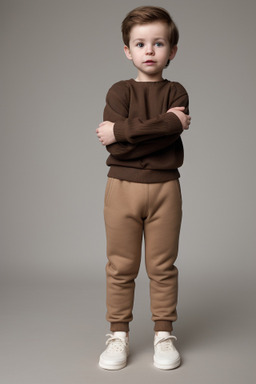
[
  {"xmin": 99, "ymin": 358, "xmax": 127, "ymax": 370},
  {"xmin": 153, "ymin": 356, "xmax": 181, "ymax": 370}
]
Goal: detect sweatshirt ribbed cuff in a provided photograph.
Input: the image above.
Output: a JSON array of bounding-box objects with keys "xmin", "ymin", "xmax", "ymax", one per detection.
[{"xmin": 113, "ymin": 121, "xmax": 126, "ymax": 142}]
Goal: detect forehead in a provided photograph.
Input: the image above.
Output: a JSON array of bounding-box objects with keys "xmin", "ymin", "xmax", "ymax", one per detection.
[{"xmin": 129, "ymin": 21, "xmax": 169, "ymax": 41}]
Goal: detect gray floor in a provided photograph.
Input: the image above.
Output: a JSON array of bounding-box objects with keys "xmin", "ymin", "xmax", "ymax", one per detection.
[{"xmin": 0, "ymin": 275, "xmax": 255, "ymax": 384}]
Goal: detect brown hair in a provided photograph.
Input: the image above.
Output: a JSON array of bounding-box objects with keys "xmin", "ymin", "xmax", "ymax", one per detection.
[{"xmin": 121, "ymin": 6, "xmax": 179, "ymax": 48}]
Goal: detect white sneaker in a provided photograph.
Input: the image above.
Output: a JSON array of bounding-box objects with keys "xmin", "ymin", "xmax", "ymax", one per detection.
[
  {"xmin": 153, "ymin": 331, "xmax": 181, "ymax": 370},
  {"xmin": 99, "ymin": 332, "xmax": 129, "ymax": 370}
]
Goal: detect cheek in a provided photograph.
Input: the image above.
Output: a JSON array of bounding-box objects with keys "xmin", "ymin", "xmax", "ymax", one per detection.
[
  {"xmin": 131, "ymin": 54, "xmax": 141, "ymax": 63},
  {"xmin": 161, "ymin": 50, "xmax": 171, "ymax": 60}
]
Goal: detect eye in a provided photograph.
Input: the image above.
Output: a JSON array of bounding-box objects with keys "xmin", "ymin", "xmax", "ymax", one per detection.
[
  {"xmin": 155, "ymin": 42, "xmax": 164, "ymax": 47},
  {"xmin": 136, "ymin": 42, "xmax": 144, "ymax": 48}
]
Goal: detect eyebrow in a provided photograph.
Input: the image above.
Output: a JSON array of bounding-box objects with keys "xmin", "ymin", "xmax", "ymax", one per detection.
[
  {"xmin": 132, "ymin": 37, "xmax": 167, "ymax": 42},
  {"xmin": 132, "ymin": 38, "xmax": 145, "ymax": 42}
]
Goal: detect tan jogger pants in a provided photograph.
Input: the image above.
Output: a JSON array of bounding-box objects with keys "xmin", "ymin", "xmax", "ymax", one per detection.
[{"xmin": 104, "ymin": 178, "xmax": 182, "ymax": 333}]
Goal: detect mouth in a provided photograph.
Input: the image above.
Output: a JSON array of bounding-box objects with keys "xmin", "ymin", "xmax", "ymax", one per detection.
[{"xmin": 144, "ymin": 60, "xmax": 156, "ymax": 64}]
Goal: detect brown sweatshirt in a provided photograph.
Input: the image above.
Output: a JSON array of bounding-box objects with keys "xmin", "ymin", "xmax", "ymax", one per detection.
[{"xmin": 103, "ymin": 79, "xmax": 189, "ymax": 183}]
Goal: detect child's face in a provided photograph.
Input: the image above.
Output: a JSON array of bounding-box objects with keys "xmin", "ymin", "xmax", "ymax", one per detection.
[{"xmin": 124, "ymin": 21, "xmax": 177, "ymax": 82}]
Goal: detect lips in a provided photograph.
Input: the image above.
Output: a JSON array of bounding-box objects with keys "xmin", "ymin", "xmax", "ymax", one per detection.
[{"xmin": 144, "ymin": 60, "xmax": 156, "ymax": 65}]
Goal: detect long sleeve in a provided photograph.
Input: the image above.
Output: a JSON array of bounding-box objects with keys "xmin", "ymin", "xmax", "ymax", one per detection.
[
  {"xmin": 113, "ymin": 113, "xmax": 182, "ymax": 144},
  {"xmin": 106, "ymin": 134, "xmax": 181, "ymax": 161}
]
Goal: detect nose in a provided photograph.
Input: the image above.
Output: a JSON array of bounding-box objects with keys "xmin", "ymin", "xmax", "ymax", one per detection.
[{"xmin": 146, "ymin": 44, "xmax": 154, "ymax": 55}]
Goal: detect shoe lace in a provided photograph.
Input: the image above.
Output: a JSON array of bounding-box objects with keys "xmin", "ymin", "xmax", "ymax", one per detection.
[
  {"xmin": 105, "ymin": 334, "xmax": 127, "ymax": 352},
  {"xmin": 155, "ymin": 335, "xmax": 177, "ymax": 351}
]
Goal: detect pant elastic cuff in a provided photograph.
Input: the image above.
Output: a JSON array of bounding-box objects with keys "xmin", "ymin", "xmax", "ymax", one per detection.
[
  {"xmin": 110, "ymin": 322, "xmax": 129, "ymax": 332},
  {"xmin": 154, "ymin": 321, "xmax": 173, "ymax": 332}
]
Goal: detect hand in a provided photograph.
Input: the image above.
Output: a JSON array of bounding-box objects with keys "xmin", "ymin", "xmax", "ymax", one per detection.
[
  {"xmin": 167, "ymin": 106, "xmax": 191, "ymax": 130},
  {"xmin": 96, "ymin": 121, "xmax": 116, "ymax": 146}
]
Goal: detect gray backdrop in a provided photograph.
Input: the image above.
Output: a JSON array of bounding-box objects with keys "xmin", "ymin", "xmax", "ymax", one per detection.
[{"xmin": 1, "ymin": 1, "xmax": 256, "ymax": 383}]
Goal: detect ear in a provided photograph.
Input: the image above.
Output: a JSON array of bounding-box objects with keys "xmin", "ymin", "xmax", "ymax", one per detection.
[
  {"xmin": 169, "ymin": 45, "xmax": 178, "ymax": 61},
  {"xmin": 124, "ymin": 45, "xmax": 133, "ymax": 60}
]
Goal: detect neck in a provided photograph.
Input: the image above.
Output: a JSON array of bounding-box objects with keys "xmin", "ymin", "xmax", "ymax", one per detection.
[{"xmin": 135, "ymin": 73, "xmax": 164, "ymax": 82}]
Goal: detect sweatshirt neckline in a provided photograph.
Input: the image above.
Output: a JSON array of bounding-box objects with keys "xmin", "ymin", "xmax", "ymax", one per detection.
[{"xmin": 130, "ymin": 78, "xmax": 168, "ymax": 85}]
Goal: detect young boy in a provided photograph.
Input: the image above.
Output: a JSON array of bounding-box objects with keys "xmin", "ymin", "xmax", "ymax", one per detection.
[{"xmin": 96, "ymin": 6, "xmax": 191, "ymax": 370}]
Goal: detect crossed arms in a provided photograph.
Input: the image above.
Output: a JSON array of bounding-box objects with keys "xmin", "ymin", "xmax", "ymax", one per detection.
[{"xmin": 96, "ymin": 85, "xmax": 191, "ymax": 161}]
